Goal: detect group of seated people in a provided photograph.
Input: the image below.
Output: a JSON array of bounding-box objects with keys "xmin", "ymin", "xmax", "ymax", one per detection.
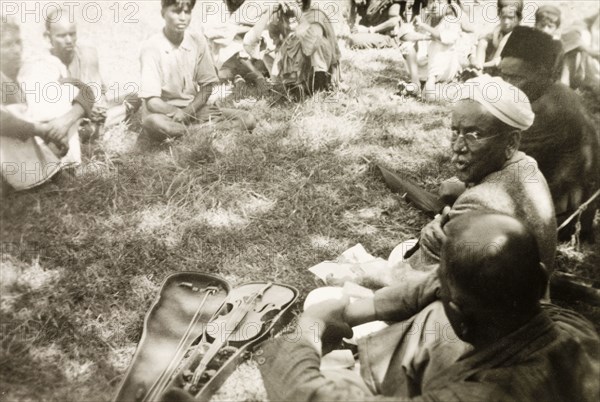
[
  {"xmin": 1, "ymin": 1, "xmax": 597, "ymax": 228},
  {"xmin": 348, "ymin": 1, "xmax": 599, "ymax": 98},
  {"xmin": 258, "ymin": 62, "xmax": 599, "ymax": 400},
  {"xmin": 0, "ymin": 0, "xmax": 344, "ymax": 194},
  {"xmin": 1, "ymin": 0, "xmax": 599, "ymax": 398}
]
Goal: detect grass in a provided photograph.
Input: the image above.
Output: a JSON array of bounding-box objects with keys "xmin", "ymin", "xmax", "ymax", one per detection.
[{"xmin": 1, "ymin": 1, "xmax": 599, "ymax": 401}]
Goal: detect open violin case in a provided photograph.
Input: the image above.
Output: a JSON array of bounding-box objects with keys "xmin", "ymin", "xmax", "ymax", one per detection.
[{"xmin": 114, "ymin": 272, "xmax": 298, "ymax": 402}]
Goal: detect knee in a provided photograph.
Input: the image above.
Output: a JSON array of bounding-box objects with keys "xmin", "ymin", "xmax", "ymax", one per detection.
[
  {"xmin": 141, "ymin": 113, "xmax": 162, "ymax": 131},
  {"xmin": 388, "ymin": 4, "xmax": 401, "ymax": 18}
]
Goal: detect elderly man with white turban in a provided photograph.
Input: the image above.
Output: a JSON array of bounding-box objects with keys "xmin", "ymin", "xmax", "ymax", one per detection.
[
  {"xmin": 252, "ymin": 76, "xmax": 561, "ymax": 402},
  {"xmin": 350, "ymin": 75, "xmax": 557, "ymax": 291}
]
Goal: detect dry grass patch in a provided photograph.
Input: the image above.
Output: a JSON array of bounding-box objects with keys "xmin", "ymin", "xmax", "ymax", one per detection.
[{"xmin": 2, "ymin": 4, "xmax": 599, "ymax": 399}]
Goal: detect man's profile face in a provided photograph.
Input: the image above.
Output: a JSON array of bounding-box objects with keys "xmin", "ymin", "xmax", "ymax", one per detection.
[
  {"xmin": 162, "ymin": 3, "xmax": 193, "ymax": 34},
  {"xmin": 499, "ymin": 7, "xmax": 520, "ymax": 34},
  {"xmin": 47, "ymin": 18, "xmax": 77, "ymax": 60},
  {"xmin": 450, "ymin": 100, "xmax": 510, "ymax": 184},
  {"xmin": 0, "ymin": 28, "xmax": 22, "ymax": 76},
  {"xmin": 499, "ymin": 56, "xmax": 543, "ymax": 99}
]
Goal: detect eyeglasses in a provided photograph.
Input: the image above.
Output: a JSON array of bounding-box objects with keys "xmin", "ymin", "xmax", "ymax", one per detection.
[{"xmin": 451, "ymin": 131, "xmax": 503, "ymax": 149}]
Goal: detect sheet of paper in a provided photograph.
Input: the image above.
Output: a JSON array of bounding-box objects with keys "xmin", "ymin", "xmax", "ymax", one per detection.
[
  {"xmin": 308, "ymin": 262, "xmax": 363, "ymax": 281},
  {"xmin": 338, "ymin": 243, "xmax": 377, "ymax": 264}
]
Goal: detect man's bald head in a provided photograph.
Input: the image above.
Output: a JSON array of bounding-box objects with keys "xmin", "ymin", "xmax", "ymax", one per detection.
[
  {"xmin": 44, "ymin": 7, "xmax": 77, "ymax": 63},
  {"xmin": 440, "ymin": 212, "xmax": 547, "ymax": 315}
]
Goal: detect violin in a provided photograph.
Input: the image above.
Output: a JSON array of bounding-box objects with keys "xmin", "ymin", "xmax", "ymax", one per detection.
[{"xmin": 137, "ymin": 281, "xmax": 298, "ymax": 402}]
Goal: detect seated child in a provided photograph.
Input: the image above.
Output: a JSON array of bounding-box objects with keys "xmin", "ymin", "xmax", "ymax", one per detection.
[
  {"xmin": 415, "ymin": 0, "xmax": 463, "ymax": 100},
  {"xmin": 533, "ymin": 5, "xmax": 565, "ymax": 82},
  {"xmin": 470, "ymin": 0, "xmax": 523, "ymax": 74},
  {"xmin": 560, "ymin": 12, "xmax": 600, "ymax": 92},
  {"xmin": 395, "ymin": 0, "xmax": 463, "ymax": 100}
]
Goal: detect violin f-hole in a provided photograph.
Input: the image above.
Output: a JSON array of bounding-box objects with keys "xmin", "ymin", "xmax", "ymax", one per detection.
[{"xmin": 254, "ymin": 302, "xmax": 275, "ymax": 313}]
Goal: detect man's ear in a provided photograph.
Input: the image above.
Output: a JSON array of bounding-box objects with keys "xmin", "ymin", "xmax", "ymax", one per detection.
[{"xmin": 505, "ymin": 130, "xmax": 521, "ymax": 159}]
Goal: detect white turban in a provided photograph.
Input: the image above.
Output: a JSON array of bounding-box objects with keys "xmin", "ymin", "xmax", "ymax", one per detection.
[{"xmin": 457, "ymin": 75, "xmax": 535, "ymax": 131}]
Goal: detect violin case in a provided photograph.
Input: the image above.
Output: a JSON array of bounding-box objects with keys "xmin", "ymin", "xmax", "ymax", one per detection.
[{"xmin": 114, "ymin": 272, "xmax": 298, "ymax": 402}]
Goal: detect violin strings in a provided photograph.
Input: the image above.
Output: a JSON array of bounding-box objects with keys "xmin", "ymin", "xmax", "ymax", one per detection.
[
  {"xmin": 143, "ymin": 286, "xmax": 217, "ymax": 402},
  {"xmin": 189, "ymin": 283, "xmax": 274, "ymax": 387}
]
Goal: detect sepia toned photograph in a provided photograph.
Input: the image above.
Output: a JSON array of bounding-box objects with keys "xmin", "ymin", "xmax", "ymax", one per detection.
[{"xmin": 1, "ymin": 0, "xmax": 599, "ymax": 401}]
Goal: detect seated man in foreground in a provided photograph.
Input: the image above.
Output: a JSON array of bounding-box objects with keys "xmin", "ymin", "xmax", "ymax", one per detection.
[
  {"xmin": 0, "ymin": 19, "xmax": 94, "ymax": 193},
  {"xmin": 259, "ymin": 213, "xmax": 600, "ymax": 400},
  {"xmin": 139, "ymin": 0, "xmax": 256, "ymax": 141}
]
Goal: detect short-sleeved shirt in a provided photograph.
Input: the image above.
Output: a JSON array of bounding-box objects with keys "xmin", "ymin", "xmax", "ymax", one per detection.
[{"xmin": 139, "ymin": 30, "xmax": 219, "ymax": 107}]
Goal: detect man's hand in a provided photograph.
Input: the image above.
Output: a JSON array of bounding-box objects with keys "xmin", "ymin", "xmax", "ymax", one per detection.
[
  {"xmin": 169, "ymin": 108, "xmax": 192, "ymax": 124},
  {"xmin": 300, "ymin": 297, "xmax": 353, "ymax": 354},
  {"xmin": 35, "ymin": 121, "xmax": 67, "ymax": 156},
  {"xmin": 439, "ymin": 178, "xmax": 466, "ymax": 205},
  {"xmin": 32, "ymin": 121, "xmax": 49, "ymax": 138},
  {"xmin": 420, "ymin": 206, "xmax": 451, "ymax": 256},
  {"xmin": 90, "ymin": 103, "xmax": 108, "ymax": 123},
  {"xmin": 44, "ymin": 116, "xmax": 73, "ymax": 151},
  {"xmin": 414, "ymin": 19, "xmax": 429, "ymax": 31}
]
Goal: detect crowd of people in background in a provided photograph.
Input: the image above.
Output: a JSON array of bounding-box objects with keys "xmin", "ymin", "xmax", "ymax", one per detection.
[
  {"xmin": 3, "ymin": 0, "xmax": 597, "ymax": 238},
  {"xmin": 1, "ymin": 1, "xmax": 599, "ymax": 400}
]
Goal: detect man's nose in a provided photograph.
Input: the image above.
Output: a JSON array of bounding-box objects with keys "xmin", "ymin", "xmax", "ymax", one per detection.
[{"xmin": 452, "ymin": 137, "xmax": 467, "ymax": 153}]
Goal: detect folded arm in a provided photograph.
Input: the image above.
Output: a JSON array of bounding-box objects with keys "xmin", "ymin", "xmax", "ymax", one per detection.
[
  {"xmin": 260, "ymin": 299, "xmax": 477, "ymax": 402},
  {"xmin": 344, "ymin": 269, "xmax": 441, "ymax": 325},
  {"xmin": 0, "ymin": 106, "xmax": 39, "ymax": 140},
  {"xmin": 59, "ymin": 77, "xmax": 95, "ymax": 118}
]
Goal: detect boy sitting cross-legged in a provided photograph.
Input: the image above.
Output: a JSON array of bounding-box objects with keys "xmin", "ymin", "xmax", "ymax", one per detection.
[{"xmin": 139, "ymin": 0, "xmax": 256, "ymax": 141}]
